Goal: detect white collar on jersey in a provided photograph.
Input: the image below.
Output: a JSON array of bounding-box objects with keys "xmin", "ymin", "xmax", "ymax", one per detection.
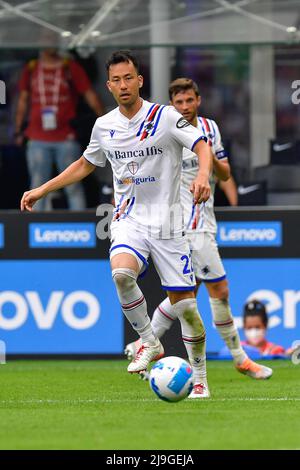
[{"xmin": 117, "ymin": 98, "xmax": 150, "ymax": 124}]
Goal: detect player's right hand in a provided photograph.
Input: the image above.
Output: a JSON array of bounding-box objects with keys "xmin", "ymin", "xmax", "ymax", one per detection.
[
  {"xmin": 20, "ymin": 188, "xmax": 44, "ymax": 211},
  {"xmin": 113, "ymin": 198, "xmax": 130, "ymax": 221},
  {"xmin": 190, "ymin": 173, "xmax": 211, "ymax": 204}
]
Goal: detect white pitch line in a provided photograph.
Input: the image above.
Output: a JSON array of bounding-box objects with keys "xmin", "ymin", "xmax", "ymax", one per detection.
[
  {"xmin": 0, "ymin": 397, "xmax": 300, "ymax": 405},
  {"xmin": 212, "ymin": 397, "xmax": 300, "ymax": 402}
]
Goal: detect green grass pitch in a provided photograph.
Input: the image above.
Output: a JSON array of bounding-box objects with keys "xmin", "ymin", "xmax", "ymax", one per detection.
[{"xmin": 0, "ymin": 360, "xmax": 299, "ymax": 450}]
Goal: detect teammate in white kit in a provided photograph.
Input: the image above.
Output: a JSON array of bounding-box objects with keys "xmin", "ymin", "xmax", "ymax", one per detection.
[
  {"xmin": 21, "ymin": 52, "xmax": 213, "ymax": 396},
  {"xmin": 126, "ymin": 78, "xmax": 272, "ymax": 383}
]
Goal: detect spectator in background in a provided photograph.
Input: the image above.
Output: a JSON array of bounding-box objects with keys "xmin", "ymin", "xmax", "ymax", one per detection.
[
  {"xmin": 219, "ymin": 299, "xmax": 296, "ymax": 359},
  {"xmin": 242, "ymin": 300, "xmax": 286, "ymax": 357},
  {"xmin": 15, "ymin": 48, "xmax": 104, "ymax": 210}
]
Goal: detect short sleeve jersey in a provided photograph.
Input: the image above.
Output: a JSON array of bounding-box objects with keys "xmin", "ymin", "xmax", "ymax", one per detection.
[
  {"xmin": 83, "ymin": 100, "xmax": 207, "ymax": 238},
  {"xmin": 181, "ymin": 116, "xmax": 227, "ymax": 234}
]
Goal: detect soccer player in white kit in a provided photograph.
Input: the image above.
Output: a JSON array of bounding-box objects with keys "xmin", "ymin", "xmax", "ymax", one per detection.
[
  {"xmin": 126, "ymin": 78, "xmax": 273, "ymax": 383},
  {"xmin": 21, "ymin": 52, "xmax": 213, "ymax": 396}
]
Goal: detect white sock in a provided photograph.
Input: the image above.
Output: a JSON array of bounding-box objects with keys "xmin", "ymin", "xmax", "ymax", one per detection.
[
  {"xmin": 209, "ymin": 297, "xmax": 247, "ymax": 364},
  {"xmin": 172, "ymin": 298, "xmax": 207, "ymax": 384},
  {"xmin": 151, "ymin": 297, "xmax": 176, "ymax": 338},
  {"xmin": 112, "ymin": 268, "xmax": 157, "ymax": 345}
]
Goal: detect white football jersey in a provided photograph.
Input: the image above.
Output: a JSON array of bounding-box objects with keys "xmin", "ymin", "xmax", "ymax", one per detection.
[
  {"xmin": 83, "ymin": 100, "xmax": 207, "ymax": 238},
  {"xmin": 181, "ymin": 116, "xmax": 228, "ymax": 234}
]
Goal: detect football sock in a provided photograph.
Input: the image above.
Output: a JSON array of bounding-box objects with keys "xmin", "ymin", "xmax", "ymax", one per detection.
[
  {"xmin": 209, "ymin": 297, "xmax": 247, "ymax": 364},
  {"xmin": 112, "ymin": 268, "xmax": 157, "ymax": 345},
  {"xmin": 151, "ymin": 297, "xmax": 175, "ymax": 338},
  {"xmin": 172, "ymin": 298, "xmax": 207, "ymax": 384}
]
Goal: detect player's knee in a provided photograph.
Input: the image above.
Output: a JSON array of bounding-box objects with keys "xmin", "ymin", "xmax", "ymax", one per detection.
[
  {"xmin": 173, "ymin": 298, "xmax": 205, "ymax": 331},
  {"xmin": 112, "ymin": 268, "xmax": 137, "ymax": 292},
  {"xmin": 209, "ymin": 282, "xmax": 229, "ymax": 301}
]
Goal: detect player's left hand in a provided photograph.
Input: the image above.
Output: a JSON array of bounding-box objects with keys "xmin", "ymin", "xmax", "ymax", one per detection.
[{"xmin": 190, "ymin": 174, "xmax": 210, "ymax": 204}]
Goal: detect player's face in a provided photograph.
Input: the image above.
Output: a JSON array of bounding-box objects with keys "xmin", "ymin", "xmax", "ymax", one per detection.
[
  {"xmin": 170, "ymin": 89, "xmax": 201, "ymax": 123},
  {"xmin": 107, "ymin": 61, "xmax": 143, "ymax": 107},
  {"xmin": 243, "ymin": 315, "xmax": 266, "ymax": 346}
]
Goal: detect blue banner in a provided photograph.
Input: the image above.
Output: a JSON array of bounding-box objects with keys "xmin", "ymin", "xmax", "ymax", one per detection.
[
  {"xmin": 29, "ymin": 223, "xmax": 96, "ymax": 248},
  {"xmin": 197, "ymin": 258, "xmax": 300, "ymax": 352},
  {"xmin": 216, "ymin": 221, "xmax": 282, "ymax": 247},
  {"xmin": 1, "ymin": 258, "xmax": 298, "ymax": 355},
  {"xmin": 0, "ymin": 260, "xmax": 122, "ymax": 354}
]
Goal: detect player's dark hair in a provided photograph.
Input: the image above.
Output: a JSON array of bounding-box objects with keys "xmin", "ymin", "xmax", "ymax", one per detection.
[
  {"xmin": 106, "ymin": 50, "xmax": 140, "ymax": 75},
  {"xmin": 169, "ymin": 78, "xmax": 200, "ymax": 100},
  {"xmin": 243, "ymin": 300, "xmax": 268, "ymax": 327}
]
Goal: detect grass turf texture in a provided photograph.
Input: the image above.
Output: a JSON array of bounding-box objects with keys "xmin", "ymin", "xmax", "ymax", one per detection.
[{"xmin": 0, "ymin": 360, "xmax": 299, "ymax": 450}]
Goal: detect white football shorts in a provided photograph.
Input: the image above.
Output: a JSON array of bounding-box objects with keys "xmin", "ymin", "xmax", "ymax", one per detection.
[
  {"xmin": 187, "ymin": 231, "xmax": 226, "ymax": 282},
  {"xmin": 109, "ymin": 219, "xmax": 196, "ymax": 291}
]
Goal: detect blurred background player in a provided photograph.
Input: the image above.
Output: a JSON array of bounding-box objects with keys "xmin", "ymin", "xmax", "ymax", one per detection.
[
  {"xmin": 15, "ymin": 48, "xmax": 104, "ymax": 210},
  {"xmin": 217, "ymin": 176, "xmax": 239, "ymax": 206},
  {"xmin": 125, "ymin": 77, "xmax": 273, "ymax": 381},
  {"xmin": 20, "ymin": 51, "xmax": 213, "ymax": 397}
]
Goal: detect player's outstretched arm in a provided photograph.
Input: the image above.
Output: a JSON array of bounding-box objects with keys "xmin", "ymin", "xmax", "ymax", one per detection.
[
  {"xmin": 219, "ymin": 175, "xmax": 238, "ymax": 206},
  {"xmin": 21, "ymin": 156, "xmax": 96, "ymax": 211},
  {"xmin": 190, "ymin": 139, "xmax": 212, "ymax": 204}
]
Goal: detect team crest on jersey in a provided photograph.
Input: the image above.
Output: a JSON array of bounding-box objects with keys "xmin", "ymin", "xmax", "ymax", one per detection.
[
  {"xmin": 127, "ymin": 161, "xmax": 139, "ymax": 175},
  {"xmin": 144, "ymin": 122, "xmax": 154, "ymax": 132},
  {"xmin": 109, "ymin": 130, "xmax": 116, "ymax": 138}
]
